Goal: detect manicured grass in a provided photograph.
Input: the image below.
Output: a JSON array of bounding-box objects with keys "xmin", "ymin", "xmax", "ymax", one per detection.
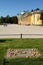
[{"xmin": 0, "ymin": 38, "xmax": 43, "ymax": 65}]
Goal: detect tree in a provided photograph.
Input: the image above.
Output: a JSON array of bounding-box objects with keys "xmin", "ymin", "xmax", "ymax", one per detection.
[
  {"xmin": 1, "ymin": 16, "xmax": 5, "ymax": 24},
  {"xmin": 0, "ymin": 18, "xmax": 1, "ymax": 24},
  {"xmin": 12, "ymin": 16, "xmax": 18, "ymax": 24},
  {"xmin": 5, "ymin": 15, "xmax": 10, "ymax": 23},
  {"xmin": 0, "ymin": 15, "xmax": 18, "ymax": 25},
  {"xmin": 40, "ymin": 11, "xmax": 43, "ymax": 25}
]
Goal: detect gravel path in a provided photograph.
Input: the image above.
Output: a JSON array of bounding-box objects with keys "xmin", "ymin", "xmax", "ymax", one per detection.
[{"xmin": 0, "ymin": 24, "xmax": 43, "ymax": 38}]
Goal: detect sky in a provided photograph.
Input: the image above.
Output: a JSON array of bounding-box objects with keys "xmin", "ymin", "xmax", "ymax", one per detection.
[{"xmin": 0, "ymin": 0, "xmax": 43, "ymax": 17}]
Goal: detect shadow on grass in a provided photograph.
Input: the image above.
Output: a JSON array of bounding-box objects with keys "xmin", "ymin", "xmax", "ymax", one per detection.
[
  {"xmin": 0, "ymin": 39, "xmax": 12, "ymax": 43},
  {"xmin": 2, "ymin": 58, "xmax": 43, "ymax": 65},
  {"xmin": 0, "ymin": 40, "xmax": 6, "ymax": 42}
]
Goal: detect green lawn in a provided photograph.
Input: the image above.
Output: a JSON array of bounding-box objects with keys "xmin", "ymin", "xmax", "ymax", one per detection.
[{"xmin": 0, "ymin": 38, "xmax": 43, "ymax": 65}]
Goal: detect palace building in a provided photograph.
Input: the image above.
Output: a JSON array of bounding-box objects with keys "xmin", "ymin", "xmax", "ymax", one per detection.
[{"xmin": 18, "ymin": 9, "xmax": 43, "ymax": 25}]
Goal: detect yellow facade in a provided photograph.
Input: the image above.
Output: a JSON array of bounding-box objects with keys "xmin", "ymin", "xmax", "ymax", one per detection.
[
  {"xmin": 35, "ymin": 14, "xmax": 42, "ymax": 25},
  {"xmin": 18, "ymin": 11, "xmax": 42, "ymax": 25},
  {"xmin": 28, "ymin": 15, "xmax": 31, "ymax": 24},
  {"xmin": 31, "ymin": 14, "xmax": 42, "ymax": 25}
]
